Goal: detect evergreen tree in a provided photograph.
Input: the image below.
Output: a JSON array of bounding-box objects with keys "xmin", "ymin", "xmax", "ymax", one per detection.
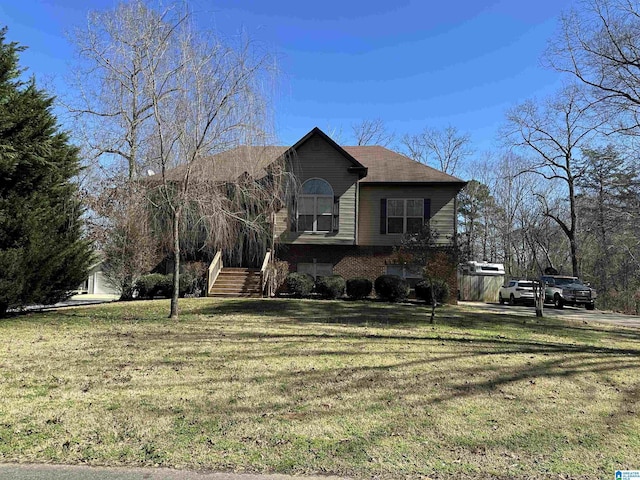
[
  {"xmin": 576, "ymin": 145, "xmax": 640, "ymax": 309},
  {"xmin": 0, "ymin": 28, "xmax": 92, "ymax": 316}
]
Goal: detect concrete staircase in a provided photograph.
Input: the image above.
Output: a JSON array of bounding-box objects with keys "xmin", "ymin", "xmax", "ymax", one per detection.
[{"xmin": 208, "ymin": 267, "xmax": 262, "ymax": 298}]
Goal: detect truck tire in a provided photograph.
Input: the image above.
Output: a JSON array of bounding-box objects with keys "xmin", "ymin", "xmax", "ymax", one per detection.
[
  {"xmin": 585, "ymin": 302, "xmax": 595, "ymax": 311},
  {"xmin": 553, "ymin": 293, "xmax": 564, "ymax": 309}
]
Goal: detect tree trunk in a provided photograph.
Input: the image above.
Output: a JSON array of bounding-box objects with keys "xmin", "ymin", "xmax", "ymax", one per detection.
[
  {"xmin": 467, "ymin": 217, "xmax": 474, "ymax": 260},
  {"xmin": 170, "ymin": 207, "xmax": 181, "ymax": 319},
  {"xmin": 430, "ymin": 278, "xmax": 436, "ymax": 324},
  {"xmin": 568, "ymin": 174, "xmax": 579, "ymax": 277},
  {"xmin": 597, "ymin": 186, "xmax": 608, "ymax": 288}
]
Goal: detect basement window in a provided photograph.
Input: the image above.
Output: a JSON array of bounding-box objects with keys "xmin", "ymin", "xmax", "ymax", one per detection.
[{"xmin": 297, "ymin": 262, "xmax": 333, "ymax": 279}]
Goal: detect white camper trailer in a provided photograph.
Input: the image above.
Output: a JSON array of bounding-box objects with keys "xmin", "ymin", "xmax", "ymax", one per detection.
[{"xmin": 458, "ymin": 261, "xmax": 505, "ymax": 302}]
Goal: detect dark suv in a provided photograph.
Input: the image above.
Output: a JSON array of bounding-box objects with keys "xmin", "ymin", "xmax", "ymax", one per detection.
[{"xmin": 540, "ymin": 275, "xmax": 596, "ymax": 310}]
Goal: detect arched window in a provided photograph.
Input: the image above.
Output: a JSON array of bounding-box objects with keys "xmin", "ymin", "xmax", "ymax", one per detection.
[
  {"xmin": 298, "ymin": 178, "xmax": 333, "ymax": 232},
  {"xmin": 302, "ymin": 178, "xmax": 333, "ymax": 196}
]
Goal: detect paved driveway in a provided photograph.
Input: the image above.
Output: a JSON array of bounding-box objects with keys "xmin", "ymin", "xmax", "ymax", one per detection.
[{"xmin": 460, "ymin": 301, "xmax": 640, "ymax": 328}]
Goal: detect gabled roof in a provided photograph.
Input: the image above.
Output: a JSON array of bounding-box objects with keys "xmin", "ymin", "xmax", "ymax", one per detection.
[
  {"xmin": 343, "ymin": 145, "xmax": 465, "ymax": 184},
  {"xmin": 161, "ymin": 127, "xmax": 466, "ymax": 186},
  {"xmin": 286, "ymin": 127, "xmax": 368, "ymax": 178}
]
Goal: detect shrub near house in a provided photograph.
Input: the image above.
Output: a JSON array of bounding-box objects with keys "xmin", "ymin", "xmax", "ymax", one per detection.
[
  {"xmin": 375, "ymin": 275, "xmax": 410, "ymax": 302},
  {"xmin": 285, "ymin": 273, "xmax": 315, "ymax": 298},
  {"xmin": 315, "ymin": 275, "xmax": 346, "ymax": 299},
  {"xmin": 346, "ymin": 277, "xmax": 373, "ymax": 300},
  {"xmin": 415, "ymin": 279, "xmax": 450, "ymax": 304},
  {"xmin": 135, "ymin": 268, "xmax": 205, "ymax": 299}
]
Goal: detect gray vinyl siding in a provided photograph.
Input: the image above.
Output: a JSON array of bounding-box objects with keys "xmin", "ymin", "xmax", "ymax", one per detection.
[
  {"xmin": 277, "ymin": 135, "xmax": 359, "ymax": 245},
  {"xmin": 358, "ymin": 184, "xmax": 459, "ymax": 246}
]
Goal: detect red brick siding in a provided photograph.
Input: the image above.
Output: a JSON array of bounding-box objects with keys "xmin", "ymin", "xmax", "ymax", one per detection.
[
  {"xmin": 276, "ymin": 245, "xmax": 458, "ymax": 302},
  {"xmin": 277, "ymin": 245, "xmax": 389, "ymax": 280}
]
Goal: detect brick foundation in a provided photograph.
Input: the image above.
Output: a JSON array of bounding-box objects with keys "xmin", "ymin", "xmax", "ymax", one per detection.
[
  {"xmin": 276, "ymin": 245, "xmax": 393, "ymax": 280},
  {"xmin": 276, "ymin": 244, "xmax": 458, "ymax": 303}
]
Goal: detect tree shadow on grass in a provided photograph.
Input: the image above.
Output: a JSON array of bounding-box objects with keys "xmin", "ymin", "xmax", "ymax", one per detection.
[
  {"xmin": 124, "ymin": 325, "xmax": 640, "ymax": 478},
  {"xmin": 196, "ymin": 298, "xmax": 640, "ymax": 345},
  {"xmin": 8, "ymin": 299, "xmax": 639, "ymax": 477},
  {"xmin": 83, "ymin": 300, "xmax": 640, "ymax": 476},
  {"xmin": 85, "ymin": 297, "xmax": 640, "ymax": 421}
]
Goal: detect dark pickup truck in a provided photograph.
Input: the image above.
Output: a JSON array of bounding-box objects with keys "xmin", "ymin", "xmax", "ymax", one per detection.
[{"xmin": 540, "ymin": 275, "xmax": 596, "ymax": 310}]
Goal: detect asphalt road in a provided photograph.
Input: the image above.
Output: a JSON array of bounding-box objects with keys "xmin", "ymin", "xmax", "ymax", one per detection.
[
  {"xmin": 0, "ymin": 464, "xmax": 346, "ymax": 480},
  {"xmin": 460, "ymin": 301, "xmax": 640, "ymax": 328}
]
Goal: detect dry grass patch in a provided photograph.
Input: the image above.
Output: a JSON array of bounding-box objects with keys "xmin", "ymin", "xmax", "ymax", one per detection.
[{"xmin": 0, "ymin": 298, "xmax": 639, "ymax": 479}]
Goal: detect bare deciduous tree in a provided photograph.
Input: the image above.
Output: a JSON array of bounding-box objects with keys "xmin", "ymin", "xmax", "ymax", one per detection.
[
  {"xmin": 67, "ymin": 1, "xmax": 188, "ymax": 303},
  {"xmin": 351, "ymin": 118, "xmax": 395, "ymax": 146},
  {"xmin": 458, "ymin": 179, "xmax": 493, "ymax": 261},
  {"xmin": 546, "ymin": 0, "xmax": 640, "ymax": 134},
  {"xmin": 142, "ymin": 8, "xmax": 275, "ymax": 318},
  {"xmin": 399, "ymin": 227, "xmax": 458, "ymax": 324},
  {"xmin": 67, "ymin": 0, "xmax": 183, "ymax": 180},
  {"xmin": 504, "ymin": 84, "xmax": 606, "ymax": 277},
  {"xmin": 72, "ymin": 1, "xmax": 277, "ymax": 319},
  {"xmin": 86, "ymin": 178, "xmax": 160, "ymax": 299},
  {"xmin": 488, "ymin": 152, "xmax": 538, "ymax": 275},
  {"xmin": 401, "ymin": 125, "xmax": 472, "ymax": 175}
]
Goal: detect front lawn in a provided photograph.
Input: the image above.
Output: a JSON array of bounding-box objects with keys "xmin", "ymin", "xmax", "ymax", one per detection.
[{"xmin": 0, "ymin": 299, "xmax": 638, "ymax": 478}]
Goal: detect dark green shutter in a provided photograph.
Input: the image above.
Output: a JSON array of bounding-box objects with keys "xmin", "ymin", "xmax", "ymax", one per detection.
[
  {"xmin": 423, "ymin": 199, "xmax": 431, "ymax": 226},
  {"xmin": 380, "ymin": 198, "xmax": 387, "ymax": 234},
  {"xmin": 333, "ymin": 196, "xmax": 339, "ymax": 232}
]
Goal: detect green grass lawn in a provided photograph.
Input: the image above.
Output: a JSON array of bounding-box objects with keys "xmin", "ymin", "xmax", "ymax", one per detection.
[{"xmin": 0, "ymin": 298, "xmax": 638, "ymax": 479}]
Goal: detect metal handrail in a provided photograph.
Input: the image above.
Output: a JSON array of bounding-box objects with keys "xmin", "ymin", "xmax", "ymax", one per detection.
[{"xmin": 207, "ymin": 250, "xmax": 223, "ymax": 295}]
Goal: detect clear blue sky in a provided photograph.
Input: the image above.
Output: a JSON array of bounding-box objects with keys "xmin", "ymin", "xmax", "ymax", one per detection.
[{"xmin": 1, "ymin": 0, "xmax": 575, "ymax": 156}]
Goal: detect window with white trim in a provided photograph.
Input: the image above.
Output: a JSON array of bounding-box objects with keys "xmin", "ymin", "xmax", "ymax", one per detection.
[
  {"xmin": 298, "ymin": 178, "xmax": 334, "ymax": 233},
  {"xmin": 387, "ymin": 198, "xmax": 424, "ymax": 234}
]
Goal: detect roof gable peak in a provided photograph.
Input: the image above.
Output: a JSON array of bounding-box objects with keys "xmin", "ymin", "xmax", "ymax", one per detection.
[{"xmin": 286, "ymin": 127, "xmax": 368, "ymax": 178}]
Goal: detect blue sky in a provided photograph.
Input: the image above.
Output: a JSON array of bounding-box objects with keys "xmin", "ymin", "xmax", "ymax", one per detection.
[{"xmin": 1, "ymin": 0, "xmax": 575, "ymax": 157}]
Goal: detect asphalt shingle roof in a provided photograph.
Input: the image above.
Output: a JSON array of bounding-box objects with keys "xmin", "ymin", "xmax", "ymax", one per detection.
[
  {"xmin": 343, "ymin": 146, "xmax": 464, "ymax": 184},
  {"xmin": 166, "ymin": 146, "xmax": 288, "ymax": 182},
  {"xmin": 183, "ymin": 144, "xmax": 464, "ymax": 185}
]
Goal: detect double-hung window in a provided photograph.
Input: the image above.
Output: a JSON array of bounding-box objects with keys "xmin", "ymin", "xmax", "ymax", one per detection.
[
  {"xmin": 387, "ymin": 198, "xmax": 424, "ymax": 234},
  {"xmin": 298, "ymin": 178, "xmax": 334, "ymax": 233}
]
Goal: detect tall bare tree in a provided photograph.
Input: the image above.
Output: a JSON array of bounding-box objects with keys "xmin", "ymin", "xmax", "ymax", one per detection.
[
  {"xmin": 401, "ymin": 125, "xmax": 472, "ymax": 175},
  {"xmin": 68, "ymin": 0, "xmax": 183, "ymax": 179},
  {"xmin": 142, "ymin": 6, "xmax": 275, "ymax": 318},
  {"xmin": 351, "ymin": 118, "xmax": 395, "ymax": 146},
  {"xmin": 504, "ymin": 84, "xmax": 606, "ymax": 277},
  {"xmin": 72, "ymin": 1, "xmax": 276, "ymax": 318},
  {"xmin": 67, "ymin": 2, "xmax": 188, "ymax": 299},
  {"xmin": 547, "ymin": 0, "xmax": 640, "ymax": 134},
  {"xmin": 460, "ymin": 154, "xmax": 500, "ymax": 261},
  {"xmin": 458, "ymin": 179, "xmax": 493, "ymax": 261},
  {"xmin": 488, "ymin": 152, "xmax": 540, "ymax": 275}
]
